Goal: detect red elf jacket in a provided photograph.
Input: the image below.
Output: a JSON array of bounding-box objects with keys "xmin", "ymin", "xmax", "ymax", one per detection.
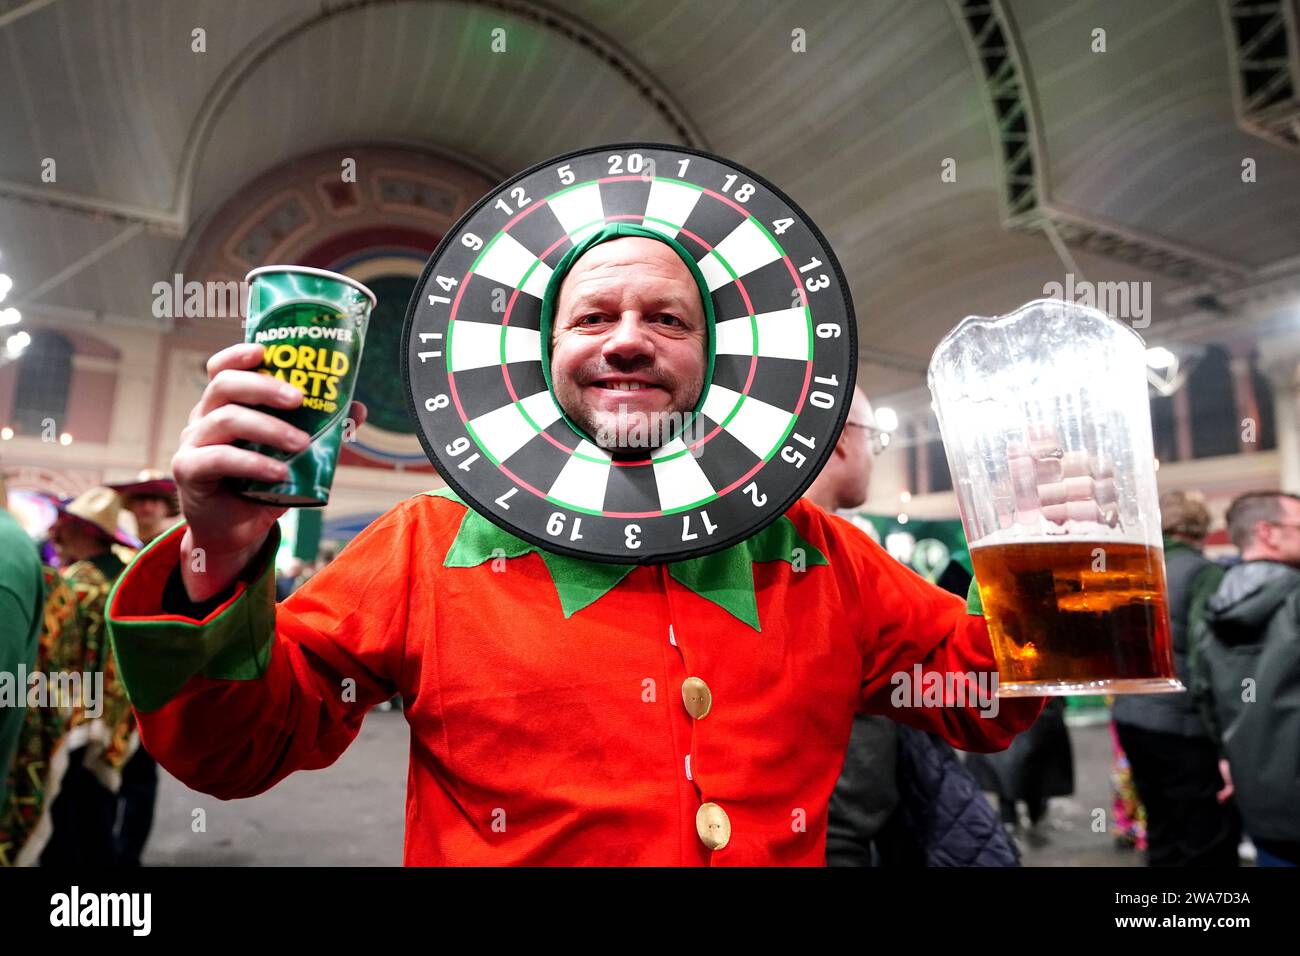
[{"xmin": 106, "ymin": 488, "xmax": 1043, "ymax": 865}]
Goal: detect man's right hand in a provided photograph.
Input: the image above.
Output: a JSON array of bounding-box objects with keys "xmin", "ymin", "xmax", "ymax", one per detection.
[{"xmin": 171, "ymin": 344, "xmax": 362, "ymax": 602}]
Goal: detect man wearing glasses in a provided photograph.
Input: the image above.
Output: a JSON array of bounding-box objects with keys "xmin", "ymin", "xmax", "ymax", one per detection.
[
  {"xmin": 1194, "ymin": 491, "xmax": 1300, "ymax": 867},
  {"xmin": 849, "ymin": 417, "xmax": 891, "ymax": 457},
  {"xmin": 803, "ymin": 387, "xmax": 886, "ymax": 517}
]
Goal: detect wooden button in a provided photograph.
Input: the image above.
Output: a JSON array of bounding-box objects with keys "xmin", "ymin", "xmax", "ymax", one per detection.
[
  {"xmin": 681, "ymin": 677, "xmax": 712, "ymax": 719},
  {"xmin": 696, "ymin": 802, "xmax": 731, "ymax": 850}
]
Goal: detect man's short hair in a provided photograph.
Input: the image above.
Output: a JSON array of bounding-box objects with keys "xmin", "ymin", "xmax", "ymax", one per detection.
[
  {"xmin": 1159, "ymin": 490, "xmax": 1211, "ymax": 542},
  {"xmin": 1225, "ymin": 491, "xmax": 1300, "ymax": 550}
]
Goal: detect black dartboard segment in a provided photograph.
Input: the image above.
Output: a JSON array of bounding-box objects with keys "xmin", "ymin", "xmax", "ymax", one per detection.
[{"xmin": 402, "ymin": 143, "xmax": 857, "ymax": 564}]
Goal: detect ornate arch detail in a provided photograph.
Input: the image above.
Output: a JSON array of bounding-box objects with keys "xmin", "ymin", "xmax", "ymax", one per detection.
[{"xmin": 0, "ymin": 0, "xmax": 705, "ymax": 232}]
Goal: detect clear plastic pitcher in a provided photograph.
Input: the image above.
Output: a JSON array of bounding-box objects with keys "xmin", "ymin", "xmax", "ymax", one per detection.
[{"xmin": 927, "ymin": 298, "xmax": 1180, "ymax": 697}]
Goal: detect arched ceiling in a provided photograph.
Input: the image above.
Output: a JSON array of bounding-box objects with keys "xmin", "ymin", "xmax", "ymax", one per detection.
[
  {"xmin": 1024, "ymin": 0, "xmax": 1300, "ymax": 272},
  {"xmin": 2, "ymin": 0, "xmax": 1299, "ymax": 403}
]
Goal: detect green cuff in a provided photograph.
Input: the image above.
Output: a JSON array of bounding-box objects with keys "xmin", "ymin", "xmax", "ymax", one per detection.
[
  {"xmin": 966, "ymin": 576, "xmax": 985, "ymax": 616},
  {"xmin": 107, "ymin": 523, "xmax": 279, "ymax": 713}
]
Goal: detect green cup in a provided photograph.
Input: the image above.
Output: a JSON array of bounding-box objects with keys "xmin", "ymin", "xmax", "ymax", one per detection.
[{"xmin": 233, "ymin": 266, "xmax": 375, "ymax": 507}]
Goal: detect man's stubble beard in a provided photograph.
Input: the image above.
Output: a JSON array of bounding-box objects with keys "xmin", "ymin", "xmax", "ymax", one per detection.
[
  {"xmin": 563, "ymin": 368, "xmax": 703, "ymax": 453},
  {"xmin": 583, "ymin": 406, "xmax": 670, "ymax": 452}
]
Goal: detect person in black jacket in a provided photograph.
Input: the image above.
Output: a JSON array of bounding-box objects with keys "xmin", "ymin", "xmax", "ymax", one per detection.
[
  {"xmin": 1113, "ymin": 491, "xmax": 1239, "ymax": 866},
  {"xmin": 106, "ymin": 472, "xmax": 183, "ymax": 867},
  {"xmin": 965, "ymin": 696, "xmax": 1074, "ymax": 848},
  {"xmin": 1194, "ymin": 491, "xmax": 1300, "ymax": 867},
  {"xmin": 829, "ymin": 715, "xmax": 1021, "ymax": 866}
]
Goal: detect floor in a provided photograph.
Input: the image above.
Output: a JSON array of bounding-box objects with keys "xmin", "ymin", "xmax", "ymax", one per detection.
[{"xmin": 142, "ymin": 714, "xmax": 1148, "ymax": 867}]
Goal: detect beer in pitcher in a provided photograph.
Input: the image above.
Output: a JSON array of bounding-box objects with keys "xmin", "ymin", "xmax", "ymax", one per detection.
[{"xmin": 928, "ymin": 298, "xmax": 1179, "ymax": 696}]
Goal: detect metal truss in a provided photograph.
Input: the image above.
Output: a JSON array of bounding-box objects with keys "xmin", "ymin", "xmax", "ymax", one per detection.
[
  {"xmin": 1222, "ymin": 0, "xmax": 1300, "ymax": 152},
  {"xmin": 949, "ymin": 0, "xmax": 1044, "ymax": 224},
  {"xmin": 950, "ymin": 0, "xmax": 1249, "ymax": 287}
]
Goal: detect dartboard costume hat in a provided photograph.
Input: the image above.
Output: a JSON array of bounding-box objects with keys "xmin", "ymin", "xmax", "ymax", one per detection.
[
  {"xmin": 403, "ymin": 144, "xmax": 858, "ymax": 564},
  {"xmin": 107, "ymin": 145, "xmax": 1043, "ymax": 866}
]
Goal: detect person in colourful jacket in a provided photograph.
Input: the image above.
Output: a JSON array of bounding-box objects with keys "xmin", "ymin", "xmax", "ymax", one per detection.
[{"xmin": 108, "ymin": 226, "xmax": 1043, "ymax": 866}]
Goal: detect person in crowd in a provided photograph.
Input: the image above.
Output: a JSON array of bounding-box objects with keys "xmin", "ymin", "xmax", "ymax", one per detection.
[
  {"xmin": 1194, "ymin": 491, "xmax": 1300, "ymax": 867},
  {"xmin": 109, "ymin": 470, "xmax": 181, "ymax": 548},
  {"xmin": 1, "ymin": 567, "xmax": 87, "ymax": 866},
  {"xmin": 104, "ymin": 471, "xmax": 183, "ymax": 867},
  {"xmin": 40, "ymin": 488, "xmax": 138, "ymax": 866},
  {"xmin": 0, "ymin": 472, "xmax": 46, "ymax": 818},
  {"xmin": 276, "ymin": 557, "xmax": 305, "ymax": 602},
  {"xmin": 967, "ymin": 697, "xmax": 1075, "ymax": 848},
  {"xmin": 1112, "ymin": 490, "xmax": 1238, "ymax": 866}
]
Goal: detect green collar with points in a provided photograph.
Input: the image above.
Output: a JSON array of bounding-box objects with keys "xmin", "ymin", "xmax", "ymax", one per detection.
[{"xmin": 426, "ymin": 488, "xmax": 826, "ymax": 632}]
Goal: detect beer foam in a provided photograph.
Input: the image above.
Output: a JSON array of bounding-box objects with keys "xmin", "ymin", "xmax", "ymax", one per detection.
[{"xmin": 969, "ymin": 521, "xmax": 1154, "ymax": 550}]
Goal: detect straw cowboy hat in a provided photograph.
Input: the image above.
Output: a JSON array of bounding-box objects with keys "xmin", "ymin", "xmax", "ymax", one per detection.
[
  {"xmin": 107, "ymin": 468, "xmax": 180, "ymax": 516},
  {"xmin": 54, "ymin": 486, "xmax": 141, "ymax": 549}
]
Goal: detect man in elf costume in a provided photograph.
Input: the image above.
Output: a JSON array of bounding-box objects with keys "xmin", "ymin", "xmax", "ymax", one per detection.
[{"xmin": 107, "ymin": 150, "xmax": 1044, "ymax": 865}]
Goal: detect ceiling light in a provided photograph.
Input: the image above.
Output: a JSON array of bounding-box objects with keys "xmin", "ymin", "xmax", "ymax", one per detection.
[
  {"xmin": 1145, "ymin": 347, "xmax": 1177, "ymax": 370},
  {"xmin": 5, "ymin": 330, "xmax": 30, "ymax": 357}
]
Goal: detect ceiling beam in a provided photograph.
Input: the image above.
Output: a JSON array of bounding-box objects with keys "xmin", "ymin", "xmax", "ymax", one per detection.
[
  {"xmin": 9, "ymin": 223, "xmax": 144, "ymax": 307},
  {"xmin": 0, "ymin": 0, "xmax": 59, "ymax": 30},
  {"xmin": 950, "ymin": 0, "xmax": 1253, "ymax": 288}
]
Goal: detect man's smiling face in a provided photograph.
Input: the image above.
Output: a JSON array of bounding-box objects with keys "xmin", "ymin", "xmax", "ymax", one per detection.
[{"xmin": 550, "ymin": 237, "xmax": 707, "ymax": 451}]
